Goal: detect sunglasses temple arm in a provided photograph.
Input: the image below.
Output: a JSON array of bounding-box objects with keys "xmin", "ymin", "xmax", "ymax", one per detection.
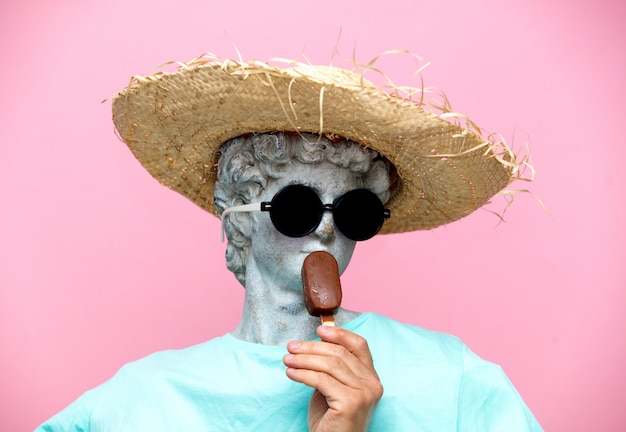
[{"xmin": 220, "ymin": 202, "xmax": 263, "ymax": 242}]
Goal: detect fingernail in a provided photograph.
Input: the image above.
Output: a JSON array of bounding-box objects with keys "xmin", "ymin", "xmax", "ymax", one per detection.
[
  {"xmin": 318, "ymin": 325, "xmax": 331, "ymax": 335},
  {"xmin": 288, "ymin": 341, "xmax": 301, "ymax": 350}
]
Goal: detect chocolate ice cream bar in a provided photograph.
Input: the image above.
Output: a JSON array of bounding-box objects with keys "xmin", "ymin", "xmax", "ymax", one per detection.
[{"xmin": 302, "ymin": 251, "xmax": 342, "ymax": 326}]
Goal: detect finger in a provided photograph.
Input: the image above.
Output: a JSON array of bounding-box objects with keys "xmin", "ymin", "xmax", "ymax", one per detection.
[
  {"xmin": 286, "ymin": 339, "xmax": 373, "ymax": 382},
  {"xmin": 284, "ymin": 365, "xmax": 351, "ymax": 399},
  {"xmin": 316, "ymin": 325, "xmax": 376, "ymax": 370},
  {"xmin": 283, "ymin": 351, "xmax": 365, "ymax": 390},
  {"xmin": 285, "ymin": 361, "xmax": 382, "ymax": 418}
]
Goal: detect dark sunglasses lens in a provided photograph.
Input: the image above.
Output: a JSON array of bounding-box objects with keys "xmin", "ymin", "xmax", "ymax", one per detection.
[
  {"xmin": 269, "ymin": 185, "xmax": 323, "ymax": 237},
  {"xmin": 334, "ymin": 189, "xmax": 386, "ymax": 241}
]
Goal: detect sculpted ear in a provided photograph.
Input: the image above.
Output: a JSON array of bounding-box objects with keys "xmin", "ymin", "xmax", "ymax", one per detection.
[
  {"xmin": 214, "ymin": 183, "xmax": 254, "ymax": 244},
  {"xmin": 226, "ymin": 212, "xmax": 254, "ymax": 244}
]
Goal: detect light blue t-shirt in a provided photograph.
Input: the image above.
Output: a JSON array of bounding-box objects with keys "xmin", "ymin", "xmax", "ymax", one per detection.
[{"xmin": 36, "ymin": 313, "xmax": 542, "ymax": 431}]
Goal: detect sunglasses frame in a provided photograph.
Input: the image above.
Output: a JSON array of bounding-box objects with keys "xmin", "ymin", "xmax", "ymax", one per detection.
[{"xmin": 220, "ymin": 184, "xmax": 390, "ymax": 242}]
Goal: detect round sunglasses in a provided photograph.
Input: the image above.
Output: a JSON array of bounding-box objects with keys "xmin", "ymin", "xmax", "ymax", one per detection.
[{"xmin": 221, "ymin": 184, "xmax": 390, "ymax": 242}]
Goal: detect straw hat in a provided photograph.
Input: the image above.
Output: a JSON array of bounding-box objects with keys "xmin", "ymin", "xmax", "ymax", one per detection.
[{"xmin": 112, "ymin": 54, "xmax": 521, "ymax": 234}]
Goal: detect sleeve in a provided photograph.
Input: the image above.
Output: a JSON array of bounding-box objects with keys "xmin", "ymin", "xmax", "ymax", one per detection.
[
  {"xmin": 33, "ymin": 384, "xmax": 106, "ymax": 432},
  {"xmin": 457, "ymin": 345, "xmax": 543, "ymax": 432}
]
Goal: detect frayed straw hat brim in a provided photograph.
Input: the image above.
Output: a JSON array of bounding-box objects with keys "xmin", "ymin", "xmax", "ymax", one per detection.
[{"xmin": 112, "ymin": 55, "xmax": 520, "ymax": 233}]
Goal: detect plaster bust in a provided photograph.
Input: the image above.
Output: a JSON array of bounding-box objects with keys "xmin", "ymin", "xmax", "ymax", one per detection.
[{"xmin": 213, "ymin": 132, "xmax": 393, "ymax": 345}]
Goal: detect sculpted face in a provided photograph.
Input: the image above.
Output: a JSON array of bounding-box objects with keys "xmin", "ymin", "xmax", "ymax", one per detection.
[
  {"xmin": 245, "ymin": 160, "xmax": 360, "ymax": 299},
  {"xmin": 216, "ymin": 133, "xmax": 393, "ymax": 342}
]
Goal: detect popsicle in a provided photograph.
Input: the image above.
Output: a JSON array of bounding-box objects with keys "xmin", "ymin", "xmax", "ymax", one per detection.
[{"xmin": 302, "ymin": 251, "xmax": 342, "ymax": 326}]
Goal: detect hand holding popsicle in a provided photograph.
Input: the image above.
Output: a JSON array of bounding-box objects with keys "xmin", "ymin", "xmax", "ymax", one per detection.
[{"xmin": 284, "ymin": 325, "xmax": 383, "ymax": 432}]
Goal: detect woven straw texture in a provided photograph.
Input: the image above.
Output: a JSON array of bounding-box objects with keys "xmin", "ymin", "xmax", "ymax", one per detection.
[{"xmin": 112, "ymin": 56, "xmax": 515, "ymax": 233}]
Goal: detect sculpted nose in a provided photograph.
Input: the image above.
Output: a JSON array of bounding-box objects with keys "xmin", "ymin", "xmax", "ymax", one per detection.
[{"xmin": 314, "ymin": 211, "xmax": 335, "ymax": 240}]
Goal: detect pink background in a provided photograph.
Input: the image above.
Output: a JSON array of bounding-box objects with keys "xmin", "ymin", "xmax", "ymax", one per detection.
[{"xmin": 1, "ymin": 0, "xmax": 625, "ymax": 430}]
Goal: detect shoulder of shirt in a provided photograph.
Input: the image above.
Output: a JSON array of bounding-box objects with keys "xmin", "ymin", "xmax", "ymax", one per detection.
[{"xmin": 354, "ymin": 313, "xmax": 469, "ymax": 359}]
